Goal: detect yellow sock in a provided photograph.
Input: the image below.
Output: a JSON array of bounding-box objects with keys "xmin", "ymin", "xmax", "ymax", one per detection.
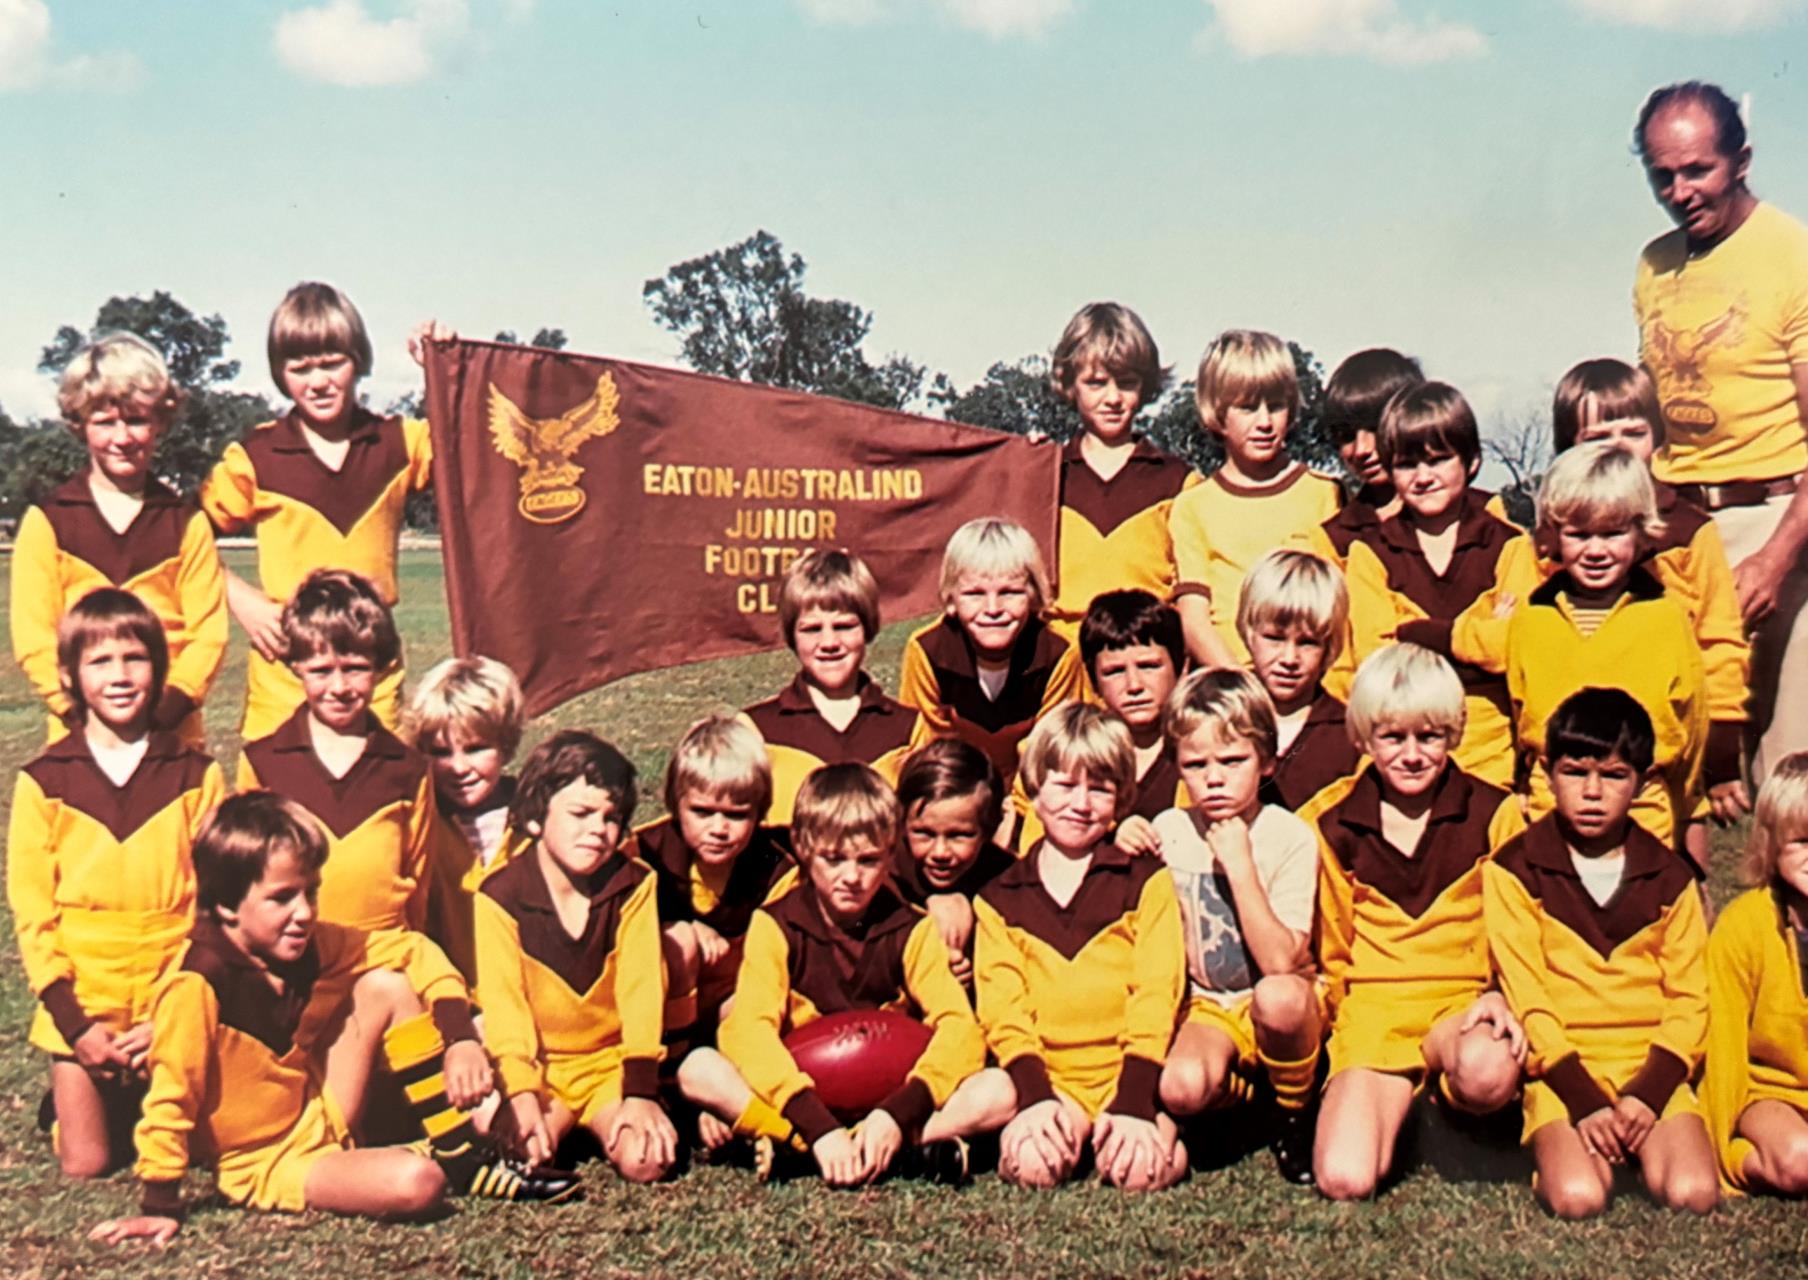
[
  {"xmin": 1259, "ymin": 1046, "xmax": 1320, "ymax": 1113},
  {"xmin": 734, "ymin": 1096, "xmax": 808, "ymax": 1153}
]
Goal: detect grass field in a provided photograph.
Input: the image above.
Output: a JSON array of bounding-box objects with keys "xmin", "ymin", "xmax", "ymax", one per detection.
[{"xmin": 2, "ymin": 550, "xmax": 1805, "ymax": 1279}]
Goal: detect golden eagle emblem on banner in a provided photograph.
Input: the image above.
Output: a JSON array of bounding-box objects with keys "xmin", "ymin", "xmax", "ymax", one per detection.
[{"xmin": 487, "ymin": 372, "xmax": 621, "ymax": 523}]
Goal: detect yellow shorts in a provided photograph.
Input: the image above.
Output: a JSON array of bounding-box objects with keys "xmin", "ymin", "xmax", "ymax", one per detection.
[
  {"xmin": 28, "ymin": 909, "xmax": 191, "ymax": 1057},
  {"xmin": 1522, "ymin": 1075, "xmax": 1701, "ymax": 1145},
  {"xmin": 216, "ymin": 1090, "xmax": 351, "ymax": 1213},
  {"xmin": 546, "ymin": 1045, "xmax": 627, "ymax": 1128},
  {"xmin": 1327, "ymin": 981, "xmax": 1481, "ymax": 1080},
  {"xmin": 1183, "ymin": 994, "xmax": 1258, "ymax": 1068},
  {"xmin": 1044, "ymin": 1046, "xmax": 1127, "ymax": 1122}
]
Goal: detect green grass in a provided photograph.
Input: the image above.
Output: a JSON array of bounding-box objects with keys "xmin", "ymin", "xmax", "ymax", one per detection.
[{"xmin": 1, "ymin": 550, "xmax": 1803, "ymax": 1278}]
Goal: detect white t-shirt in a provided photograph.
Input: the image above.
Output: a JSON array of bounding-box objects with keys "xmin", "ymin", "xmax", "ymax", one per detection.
[
  {"xmin": 457, "ymin": 804, "xmax": 511, "ymax": 868},
  {"xmin": 89, "ymin": 736, "xmax": 149, "ymax": 788},
  {"xmin": 1152, "ymin": 803, "xmax": 1318, "ymax": 1005},
  {"xmin": 976, "ymin": 662, "xmax": 1009, "ymax": 703},
  {"xmin": 1275, "ymin": 704, "xmax": 1310, "ymax": 755},
  {"xmin": 1571, "ymin": 848, "xmax": 1626, "ymax": 908}
]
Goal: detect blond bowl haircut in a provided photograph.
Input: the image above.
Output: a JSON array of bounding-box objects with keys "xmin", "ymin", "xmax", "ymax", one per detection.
[
  {"xmin": 1194, "ymin": 329, "xmax": 1300, "ymax": 434},
  {"xmin": 779, "ymin": 548, "xmax": 881, "ymax": 648},
  {"xmin": 1742, "ymin": 751, "xmax": 1808, "ymax": 887},
  {"xmin": 1345, "ymin": 643, "xmax": 1467, "ymax": 751},
  {"xmin": 1018, "ymin": 702, "xmax": 1138, "ymax": 821},
  {"xmin": 938, "ymin": 517, "xmax": 1052, "ymax": 615},
  {"xmin": 1551, "ymin": 358, "xmax": 1666, "ymax": 454},
  {"xmin": 663, "ymin": 714, "xmax": 774, "ymax": 821},
  {"xmin": 1050, "ymin": 302, "xmax": 1170, "ymax": 403},
  {"xmin": 267, "ymin": 281, "xmax": 374, "ymax": 389},
  {"xmin": 791, "ymin": 762, "xmax": 901, "ymax": 859},
  {"xmin": 57, "ymin": 332, "xmax": 186, "ymax": 428},
  {"xmin": 1535, "ymin": 441, "xmax": 1665, "ymax": 549},
  {"xmin": 1236, "ymin": 548, "xmax": 1349, "ymax": 666},
  {"xmin": 403, "ymin": 655, "xmax": 526, "ymax": 761},
  {"xmin": 1164, "ymin": 666, "xmax": 1279, "ymax": 766}
]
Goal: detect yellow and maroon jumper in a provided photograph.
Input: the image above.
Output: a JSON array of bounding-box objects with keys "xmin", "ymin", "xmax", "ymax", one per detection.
[{"xmin": 742, "ymin": 673, "xmax": 916, "ymax": 827}]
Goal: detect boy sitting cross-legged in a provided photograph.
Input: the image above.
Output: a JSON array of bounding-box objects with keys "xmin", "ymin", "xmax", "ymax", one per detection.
[
  {"xmin": 1484, "ymin": 688, "xmax": 1717, "ymax": 1218},
  {"xmin": 1153, "ymin": 669, "xmax": 1324, "ymax": 1184},
  {"xmin": 1238, "ymin": 549, "xmax": 1363, "ymax": 811},
  {"xmin": 91, "ymin": 792, "xmax": 573, "ymax": 1246},
  {"xmin": 8, "ymin": 590, "xmax": 226, "ymax": 1177},
  {"xmin": 238, "ymin": 568, "xmax": 440, "ymax": 938},
  {"xmin": 477, "ymin": 732, "xmax": 678, "ymax": 1183},
  {"xmin": 978, "ymin": 703, "xmax": 1189, "ymax": 1191},
  {"xmin": 685, "ymin": 763, "xmax": 1003, "ymax": 1185},
  {"xmin": 1302, "ymin": 643, "xmax": 1528, "ymax": 1200}
]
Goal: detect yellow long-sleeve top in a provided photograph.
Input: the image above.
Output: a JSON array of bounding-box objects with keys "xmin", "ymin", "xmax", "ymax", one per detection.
[
  {"xmin": 238, "ymin": 708, "xmax": 438, "ymax": 935},
  {"xmin": 1050, "ymin": 437, "xmax": 1197, "ymax": 638},
  {"xmin": 1703, "ymin": 886, "xmax": 1808, "ymax": 1191},
  {"xmin": 718, "ymin": 880, "xmax": 985, "ymax": 1143},
  {"xmin": 897, "ymin": 615, "xmax": 1087, "ymax": 784},
  {"xmin": 973, "ymin": 843, "xmax": 1184, "ymax": 1122},
  {"xmin": 1257, "ymin": 690, "xmax": 1364, "ymax": 813},
  {"xmin": 9, "ymin": 476, "xmax": 227, "ymax": 734},
  {"xmin": 1483, "ymin": 817, "xmax": 1707, "ymax": 1126},
  {"xmin": 199, "ymin": 408, "xmax": 432, "ymax": 739},
  {"xmin": 632, "ymin": 817, "xmax": 794, "ymax": 941},
  {"xmin": 742, "ymin": 673, "xmax": 917, "ymax": 827},
  {"xmin": 1168, "ymin": 464, "xmax": 1344, "ymax": 661},
  {"xmin": 7, "ymin": 731, "xmax": 225, "ymax": 1055},
  {"xmin": 1309, "ymin": 490, "xmax": 1390, "ymax": 571},
  {"xmin": 133, "ymin": 916, "xmax": 474, "ymax": 1217},
  {"xmin": 474, "ymin": 849, "xmax": 665, "ymax": 1105},
  {"xmin": 1504, "ymin": 570, "xmax": 1709, "ymax": 844},
  {"xmin": 1303, "ymin": 765, "xmax": 1522, "ymax": 1016}
]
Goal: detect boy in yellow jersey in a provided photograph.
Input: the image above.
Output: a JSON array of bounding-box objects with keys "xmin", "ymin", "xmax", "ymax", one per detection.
[
  {"xmin": 1302, "ymin": 644, "xmax": 1526, "ymax": 1201},
  {"xmin": 477, "ymin": 732, "xmax": 677, "ymax": 1182},
  {"xmin": 685, "ymin": 764, "xmax": 1002, "ymax": 1185},
  {"xmin": 1044, "ymin": 302, "xmax": 1199, "ymax": 648},
  {"xmin": 11, "ymin": 334, "xmax": 225, "ymax": 747},
  {"xmin": 894, "ymin": 740, "xmax": 1017, "ymax": 988},
  {"xmin": 238, "ymin": 570, "xmax": 439, "ymax": 937},
  {"xmin": 8, "ymin": 590, "xmax": 225, "ymax": 1177},
  {"xmin": 899, "ymin": 518, "xmax": 1087, "ymax": 796},
  {"xmin": 1310, "ymin": 348, "xmax": 1422, "ymax": 569},
  {"xmin": 1344, "ymin": 382, "xmax": 1521, "ymax": 787},
  {"xmin": 1014, "ymin": 589, "xmax": 1186, "ymax": 853},
  {"xmin": 1506, "ymin": 445, "xmax": 1712, "ymax": 851},
  {"xmin": 743, "ymin": 549, "xmax": 915, "ymax": 826},
  {"xmin": 1704, "ymin": 753, "xmax": 1808, "ymax": 1195},
  {"xmin": 1551, "ymin": 358, "xmax": 1750, "ymax": 874},
  {"xmin": 1169, "ymin": 330, "xmax": 1343, "ymax": 668},
  {"xmin": 403, "ymin": 654, "xmax": 530, "ymax": 982},
  {"xmin": 1484, "ymin": 689, "xmax": 1716, "ymax": 1218},
  {"xmin": 977, "ymin": 704, "xmax": 1188, "ymax": 1191},
  {"xmin": 1239, "ymin": 550, "xmax": 1363, "ymax": 810},
  {"xmin": 90, "ymin": 792, "xmax": 573, "ymax": 1247},
  {"xmin": 1153, "ymin": 670, "xmax": 1323, "ymax": 1185},
  {"xmin": 629, "ymin": 716, "xmax": 792, "ymax": 1066},
  {"xmin": 201, "ymin": 283, "xmax": 438, "ymax": 739}
]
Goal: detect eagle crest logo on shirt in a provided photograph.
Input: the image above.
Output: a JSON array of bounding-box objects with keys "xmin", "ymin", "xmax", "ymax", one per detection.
[
  {"xmin": 1643, "ymin": 298, "xmax": 1748, "ymax": 436},
  {"xmin": 487, "ymin": 373, "xmax": 621, "ymax": 524}
]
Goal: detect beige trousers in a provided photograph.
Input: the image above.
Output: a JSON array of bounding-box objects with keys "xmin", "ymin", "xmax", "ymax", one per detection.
[{"xmin": 1715, "ymin": 494, "xmax": 1808, "ymax": 785}]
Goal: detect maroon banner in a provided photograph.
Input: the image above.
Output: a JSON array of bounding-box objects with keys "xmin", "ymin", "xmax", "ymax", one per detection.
[{"xmin": 425, "ymin": 339, "xmax": 1061, "ymax": 717}]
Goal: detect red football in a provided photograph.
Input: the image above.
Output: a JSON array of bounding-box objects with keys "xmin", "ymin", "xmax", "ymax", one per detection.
[{"xmin": 784, "ymin": 1009, "xmax": 932, "ymax": 1119}]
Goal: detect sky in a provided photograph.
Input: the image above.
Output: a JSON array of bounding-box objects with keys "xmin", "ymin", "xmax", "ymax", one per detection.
[{"xmin": 4, "ymin": 0, "xmax": 1807, "ymax": 449}]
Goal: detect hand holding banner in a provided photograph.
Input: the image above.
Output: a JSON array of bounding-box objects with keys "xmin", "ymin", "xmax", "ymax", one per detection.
[{"xmin": 425, "ymin": 339, "xmax": 1061, "ymax": 716}]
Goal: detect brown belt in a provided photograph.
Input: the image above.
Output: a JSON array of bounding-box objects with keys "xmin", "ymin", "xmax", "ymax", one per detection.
[{"xmin": 1669, "ymin": 473, "xmax": 1801, "ymax": 511}]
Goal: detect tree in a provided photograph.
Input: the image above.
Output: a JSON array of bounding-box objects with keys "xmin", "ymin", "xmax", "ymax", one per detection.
[
  {"xmin": 933, "ymin": 356, "xmax": 1080, "ymax": 441},
  {"xmin": 35, "ymin": 292, "xmax": 275, "ymax": 498},
  {"xmin": 644, "ymin": 230, "xmax": 926, "ymax": 411},
  {"xmin": 492, "ymin": 327, "xmax": 569, "ymax": 350},
  {"xmin": 1481, "ymin": 407, "xmax": 1552, "ymax": 528}
]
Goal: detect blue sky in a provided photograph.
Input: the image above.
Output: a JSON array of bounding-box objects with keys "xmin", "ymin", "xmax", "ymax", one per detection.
[{"xmin": 5, "ymin": 0, "xmax": 1807, "ymax": 452}]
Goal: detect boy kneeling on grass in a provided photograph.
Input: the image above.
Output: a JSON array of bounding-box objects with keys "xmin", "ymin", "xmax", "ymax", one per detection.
[
  {"xmin": 93, "ymin": 792, "xmax": 574, "ymax": 1246},
  {"xmin": 1484, "ymin": 687, "xmax": 1717, "ymax": 1218}
]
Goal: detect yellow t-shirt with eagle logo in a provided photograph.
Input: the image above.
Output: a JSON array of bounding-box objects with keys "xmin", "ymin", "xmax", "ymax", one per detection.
[{"xmin": 1636, "ymin": 201, "xmax": 1808, "ymax": 486}]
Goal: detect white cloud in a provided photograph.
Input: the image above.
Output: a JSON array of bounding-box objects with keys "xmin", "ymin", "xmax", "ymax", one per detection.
[
  {"xmin": 795, "ymin": 0, "xmax": 1075, "ymax": 38},
  {"xmin": 0, "ymin": 365, "xmax": 57, "ymax": 423},
  {"xmin": 1568, "ymin": 0, "xmax": 1804, "ymax": 31},
  {"xmin": 1202, "ymin": 0, "xmax": 1486, "ymax": 65},
  {"xmin": 0, "ymin": 0, "xmax": 142, "ymax": 92},
  {"xmin": 274, "ymin": 0, "xmax": 470, "ymax": 87}
]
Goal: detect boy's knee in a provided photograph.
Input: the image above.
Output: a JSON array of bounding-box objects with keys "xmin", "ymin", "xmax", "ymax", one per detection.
[
  {"xmin": 1446, "ymin": 1033, "xmax": 1519, "ymax": 1113},
  {"xmin": 1001, "ymin": 1145, "xmax": 1065, "ymax": 1190},
  {"xmin": 58, "ymin": 1146, "xmax": 111, "ymax": 1181},
  {"xmin": 1773, "ymin": 1137, "xmax": 1808, "ymax": 1194},
  {"xmin": 970, "ymin": 1068, "xmax": 1018, "ymax": 1125},
  {"xmin": 675, "ymin": 1047, "xmax": 724, "ymax": 1097},
  {"xmin": 1251, "ymin": 975, "xmax": 1314, "ymax": 1035},
  {"xmin": 354, "ymin": 967, "xmax": 420, "ymax": 1017},
  {"xmin": 393, "ymin": 1158, "xmax": 449, "ymax": 1215},
  {"xmin": 1313, "ymin": 1142, "xmax": 1379, "ymax": 1202},
  {"xmin": 1160, "ymin": 1055, "xmax": 1215, "ymax": 1116},
  {"xmin": 1662, "ymin": 1168, "xmax": 1719, "ymax": 1214},
  {"xmin": 615, "ymin": 1151, "xmax": 671, "ymax": 1185},
  {"xmin": 1540, "ymin": 1171, "xmax": 1609, "ymax": 1220}
]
